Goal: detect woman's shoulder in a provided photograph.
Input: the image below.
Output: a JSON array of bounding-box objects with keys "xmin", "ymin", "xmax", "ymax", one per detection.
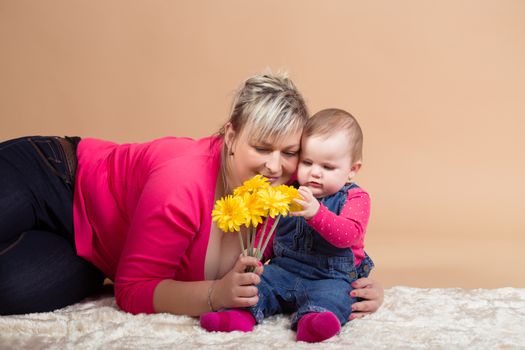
[
  {"xmin": 144, "ymin": 136, "xmax": 222, "ymax": 193},
  {"xmin": 86, "ymin": 135, "xmax": 222, "ymax": 170},
  {"xmin": 146, "ymin": 135, "xmax": 221, "ymax": 159},
  {"xmin": 145, "ymin": 135, "xmax": 222, "ymax": 171},
  {"xmin": 80, "ymin": 135, "xmax": 221, "ymax": 157},
  {"xmin": 78, "ymin": 135, "xmax": 222, "ymax": 194}
]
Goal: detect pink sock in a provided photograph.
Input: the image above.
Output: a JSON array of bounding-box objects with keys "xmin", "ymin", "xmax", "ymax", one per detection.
[
  {"xmin": 296, "ymin": 311, "xmax": 341, "ymax": 343},
  {"xmin": 200, "ymin": 309, "xmax": 256, "ymax": 333}
]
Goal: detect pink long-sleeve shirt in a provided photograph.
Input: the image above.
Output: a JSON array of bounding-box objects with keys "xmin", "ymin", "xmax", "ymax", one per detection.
[
  {"xmin": 73, "ymin": 135, "xmax": 223, "ymax": 314},
  {"xmin": 262, "ymin": 187, "xmax": 371, "ymax": 266},
  {"xmin": 307, "ymin": 187, "xmax": 371, "ymax": 266}
]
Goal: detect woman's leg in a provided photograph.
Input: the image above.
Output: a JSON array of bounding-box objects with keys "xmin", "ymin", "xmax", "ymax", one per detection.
[
  {"xmin": 0, "ymin": 136, "xmax": 104, "ymax": 315},
  {"xmin": 0, "ymin": 229, "xmax": 104, "ymax": 315},
  {"xmin": 0, "ymin": 137, "xmax": 39, "ymax": 246}
]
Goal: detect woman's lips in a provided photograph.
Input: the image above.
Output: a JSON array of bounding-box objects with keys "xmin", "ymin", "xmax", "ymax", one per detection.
[{"xmin": 264, "ymin": 176, "xmax": 280, "ymax": 184}]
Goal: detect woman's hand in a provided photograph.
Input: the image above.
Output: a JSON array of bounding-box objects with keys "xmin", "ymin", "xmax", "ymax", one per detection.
[
  {"xmin": 212, "ymin": 255, "xmax": 263, "ymax": 310},
  {"xmin": 349, "ymin": 277, "xmax": 384, "ymax": 320}
]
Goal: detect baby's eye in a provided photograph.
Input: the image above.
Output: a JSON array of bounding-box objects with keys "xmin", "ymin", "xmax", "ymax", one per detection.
[
  {"xmin": 301, "ymin": 160, "xmax": 312, "ymax": 166},
  {"xmin": 323, "ymin": 165, "xmax": 335, "ymax": 170}
]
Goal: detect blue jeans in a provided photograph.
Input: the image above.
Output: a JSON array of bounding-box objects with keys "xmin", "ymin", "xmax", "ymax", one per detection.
[
  {"xmin": 0, "ymin": 136, "xmax": 104, "ymax": 315},
  {"xmin": 249, "ymin": 255, "xmax": 358, "ymax": 329}
]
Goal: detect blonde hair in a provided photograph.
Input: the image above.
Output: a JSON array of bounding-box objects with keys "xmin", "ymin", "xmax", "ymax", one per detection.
[
  {"xmin": 303, "ymin": 108, "xmax": 363, "ymax": 163},
  {"xmin": 218, "ymin": 72, "xmax": 309, "ymax": 193}
]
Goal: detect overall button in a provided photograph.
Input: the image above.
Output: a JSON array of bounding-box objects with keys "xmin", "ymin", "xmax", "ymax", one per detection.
[
  {"xmin": 348, "ymin": 271, "xmax": 357, "ymax": 279},
  {"xmin": 363, "ymin": 264, "xmax": 370, "ymax": 273}
]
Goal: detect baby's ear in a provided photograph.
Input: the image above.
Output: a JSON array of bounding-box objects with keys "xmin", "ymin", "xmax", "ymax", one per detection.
[{"xmin": 348, "ymin": 161, "xmax": 362, "ymax": 179}]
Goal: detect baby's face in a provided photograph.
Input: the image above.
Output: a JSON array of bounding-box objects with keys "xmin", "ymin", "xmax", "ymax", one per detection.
[{"xmin": 297, "ymin": 131, "xmax": 354, "ymax": 198}]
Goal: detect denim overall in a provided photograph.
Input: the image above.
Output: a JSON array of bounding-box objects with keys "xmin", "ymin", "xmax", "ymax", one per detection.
[{"xmin": 249, "ymin": 183, "xmax": 374, "ymax": 328}]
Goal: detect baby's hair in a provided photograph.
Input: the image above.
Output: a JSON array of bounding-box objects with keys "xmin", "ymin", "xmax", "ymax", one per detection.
[{"xmin": 304, "ymin": 108, "xmax": 363, "ymax": 163}]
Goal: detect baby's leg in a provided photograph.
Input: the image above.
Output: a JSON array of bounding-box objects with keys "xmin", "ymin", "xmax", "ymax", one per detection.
[
  {"xmin": 295, "ymin": 278, "xmax": 354, "ymax": 342},
  {"xmin": 296, "ymin": 311, "xmax": 341, "ymax": 343}
]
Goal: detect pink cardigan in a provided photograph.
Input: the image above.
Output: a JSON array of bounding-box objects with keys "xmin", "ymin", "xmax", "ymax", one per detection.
[{"xmin": 73, "ymin": 135, "xmax": 222, "ymax": 314}]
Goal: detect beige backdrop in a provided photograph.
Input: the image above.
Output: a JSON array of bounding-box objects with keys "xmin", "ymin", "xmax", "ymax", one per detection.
[{"xmin": 1, "ymin": 0, "xmax": 524, "ymax": 288}]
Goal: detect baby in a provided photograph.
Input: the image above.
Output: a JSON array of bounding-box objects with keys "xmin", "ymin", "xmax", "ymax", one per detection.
[{"xmin": 201, "ymin": 108, "xmax": 374, "ymax": 342}]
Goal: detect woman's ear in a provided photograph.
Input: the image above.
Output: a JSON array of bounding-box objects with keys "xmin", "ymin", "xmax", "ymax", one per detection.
[
  {"xmin": 348, "ymin": 161, "xmax": 362, "ymax": 180},
  {"xmin": 223, "ymin": 122, "xmax": 236, "ymax": 154}
]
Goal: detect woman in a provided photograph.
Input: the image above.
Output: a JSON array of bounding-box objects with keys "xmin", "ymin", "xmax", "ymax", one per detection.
[{"xmin": 0, "ymin": 73, "xmax": 383, "ymax": 317}]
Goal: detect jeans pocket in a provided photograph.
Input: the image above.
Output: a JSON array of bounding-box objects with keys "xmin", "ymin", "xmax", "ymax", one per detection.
[{"xmin": 28, "ymin": 137, "xmax": 70, "ymax": 184}]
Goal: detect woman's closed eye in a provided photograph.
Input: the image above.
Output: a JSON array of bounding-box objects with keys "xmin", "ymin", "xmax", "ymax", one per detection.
[
  {"xmin": 253, "ymin": 146, "xmax": 271, "ymax": 153},
  {"xmin": 253, "ymin": 146, "xmax": 298, "ymax": 158},
  {"xmin": 282, "ymin": 151, "xmax": 299, "ymax": 158}
]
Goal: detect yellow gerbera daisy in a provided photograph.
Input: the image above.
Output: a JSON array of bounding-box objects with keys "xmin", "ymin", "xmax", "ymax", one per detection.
[
  {"xmin": 274, "ymin": 184, "xmax": 303, "ymax": 212},
  {"xmin": 242, "ymin": 192, "xmax": 265, "ymax": 227},
  {"xmin": 257, "ymin": 187, "xmax": 290, "ymax": 218},
  {"xmin": 212, "ymin": 195, "xmax": 249, "ymax": 232},
  {"xmin": 234, "ymin": 174, "xmax": 270, "ymax": 196}
]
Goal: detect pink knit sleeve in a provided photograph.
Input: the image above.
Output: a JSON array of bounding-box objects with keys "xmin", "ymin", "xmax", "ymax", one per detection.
[
  {"xmin": 114, "ymin": 163, "xmax": 199, "ymax": 314},
  {"xmin": 307, "ymin": 189, "xmax": 371, "ymax": 248}
]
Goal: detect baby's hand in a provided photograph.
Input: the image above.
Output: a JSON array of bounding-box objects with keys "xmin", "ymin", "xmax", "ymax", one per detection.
[{"xmin": 289, "ymin": 186, "xmax": 320, "ymax": 220}]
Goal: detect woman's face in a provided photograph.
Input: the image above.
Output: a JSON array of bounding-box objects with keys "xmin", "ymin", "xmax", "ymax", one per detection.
[{"xmin": 225, "ymin": 124, "xmax": 302, "ymax": 188}]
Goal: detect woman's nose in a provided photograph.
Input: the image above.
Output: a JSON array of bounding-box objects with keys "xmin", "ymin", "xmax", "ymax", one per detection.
[{"xmin": 265, "ymin": 152, "xmax": 282, "ymax": 173}]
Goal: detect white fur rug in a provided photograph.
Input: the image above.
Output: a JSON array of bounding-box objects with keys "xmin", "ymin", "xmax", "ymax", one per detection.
[{"xmin": 1, "ymin": 286, "xmax": 524, "ymax": 349}]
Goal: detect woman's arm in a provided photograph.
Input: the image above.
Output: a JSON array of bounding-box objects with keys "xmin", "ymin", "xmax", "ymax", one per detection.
[
  {"xmin": 349, "ymin": 277, "xmax": 384, "ymax": 320},
  {"xmin": 153, "ymin": 255, "xmax": 263, "ymax": 316},
  {"xmin": 154, "ymin": 279, "xmax": 216, "ymax": 316}
]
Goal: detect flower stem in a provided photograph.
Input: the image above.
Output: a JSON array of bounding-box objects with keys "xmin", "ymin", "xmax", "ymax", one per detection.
[
  {"xmin": 249, "ymin": 226, "xmax": 256, "ymax": 257},
  {"xmin": 238, "ymin": 231, "xmax": 245, "ymax": 256},
  {"xmin": 257, "ymin": 215, "xmax": 281, "ymax": 260},
  {"xmin": 245, "ymin": 228, "xmax": 249, "ymax": 255},
  {"xmin": 256, "ymin": 216, "xmax": 269, "ymax": 255}
]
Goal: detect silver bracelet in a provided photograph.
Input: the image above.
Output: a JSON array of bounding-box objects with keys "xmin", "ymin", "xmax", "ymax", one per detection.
[{"xmin": 207, "ymin": 280, "xmax": 217, "ymax": 312}]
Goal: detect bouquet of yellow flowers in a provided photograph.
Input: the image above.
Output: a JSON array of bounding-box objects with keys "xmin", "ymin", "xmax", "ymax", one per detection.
[{"xmin": 212, "ymin": 175, "xmax": 301, "ymax": 265}]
